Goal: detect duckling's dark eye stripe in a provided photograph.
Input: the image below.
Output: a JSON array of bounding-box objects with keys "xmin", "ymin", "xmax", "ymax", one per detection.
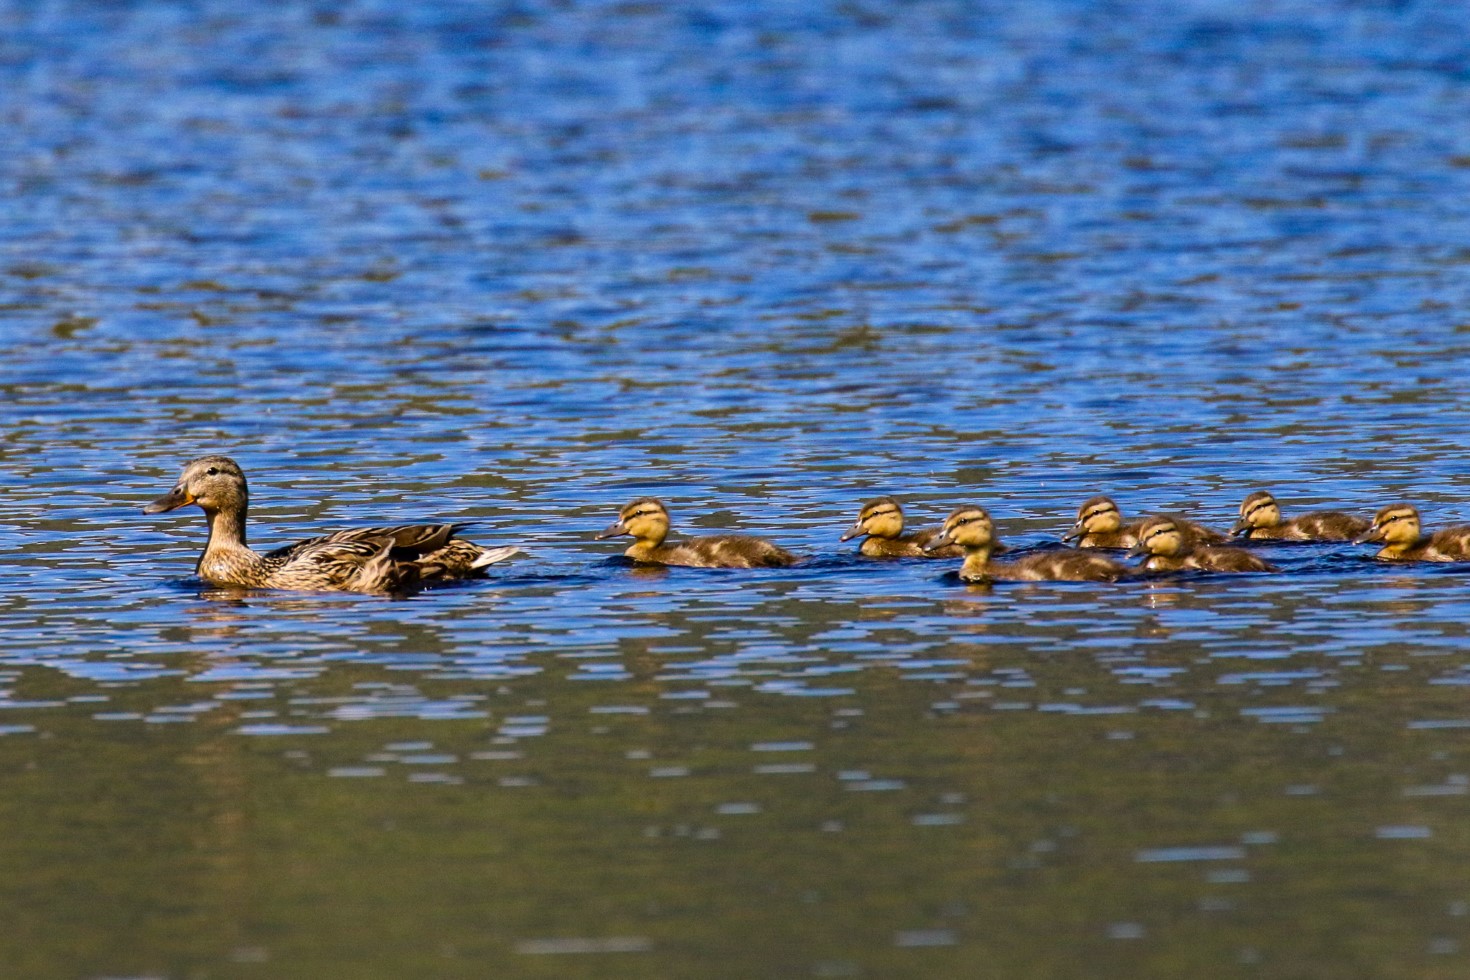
[{"xmin": 1244, "ymin": 501, "xmax": 1272, "ymax": 518}]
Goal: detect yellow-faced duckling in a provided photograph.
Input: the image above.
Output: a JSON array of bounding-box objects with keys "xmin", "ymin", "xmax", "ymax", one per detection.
[
  {"xmin": 1354, "ymin": 504, "xmax": 1470, "ymax": 561},
  {"xmin": 1128, "ymin": 516, "xmax": 1278, "ymax": 574},
  {"xmin": 927, "ymin": 505, "xmax": 1127, "ymax": 583},
  {"xmin": 1062, "ymin": 495, "xmax": 1227, "ymax": 549},
  {"xmin": 1231, "ymin": 490, "xmax": 1368, "ymax": 542},
  {"xmin": 840, "ymin": 496, "xmax": 961, "ymax": 558},
  {"xmin": 597, "ymin": 497, "xmax": 798, "ymax": 568},
  {"xmin": 143, "ymin": 455, "xmax": 521, "ymax": 594}
]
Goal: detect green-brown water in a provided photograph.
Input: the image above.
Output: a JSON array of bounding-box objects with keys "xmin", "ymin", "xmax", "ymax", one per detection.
[{"xmin": 5, "ymin": 0, "xmax": 1470, "ymax": 976}]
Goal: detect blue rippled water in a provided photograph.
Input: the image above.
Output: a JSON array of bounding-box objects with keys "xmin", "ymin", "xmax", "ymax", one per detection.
[{"xmin": 3, "ymin": 1, "xmax": 1470, "ymax": 977}]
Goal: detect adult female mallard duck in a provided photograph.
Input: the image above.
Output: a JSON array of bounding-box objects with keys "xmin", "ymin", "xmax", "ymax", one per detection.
[
  {"xmin": 1354, "ymin": 504, "xmax": 1470, "ymax": 561},
  {"xmin": 142, "ymin": 455, "xmax": 521, "ymax": 594},
  {"xmin": 597, "ymin": 498, "xmax": 799, "ymax": 568},
  {"xmin": 840, "ymin": 496, "xmax": 961, "ymax": 558},
  {"xmin": 927, "ymin": 505, "xmax": 1127, "ymax": 583},
  {"xmin": 1062, "ymin": 495, "xmax": 1226, "ymax": 550},
  {"xmin": 1231, "ymin": 490, "xmax": 1368, "ymax": 542},
  {"xmin": 1128, "ymin": 516, "xmax": 1277, "ymax": 574}
]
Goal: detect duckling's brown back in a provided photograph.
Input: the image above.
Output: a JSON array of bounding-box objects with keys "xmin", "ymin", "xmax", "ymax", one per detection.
[
  {"xmin": 997, "ymin": 550, "xmax": 1127, "ymax": 582},
  {"xmin": 1188, "ymin": 545, "xmax": 1277, "ymax": 573},
  {"xmin": 1286, "ymin": 511, "xmax": 1370, "ymax": 542},
  {"xmin": 861, "ymin": 534, "xmax": 953, "ymax": 558},
  {"xmin": 906, "ymin": 527, "xmax": 964, "ymax": 558},
  {"xmin": 1170, "ymin": 516, "xmax": 1228, "ymax": 546},
  {"xmin": 1078, "ymin": 527, "xmax": 1140, "ymax": 550},
  {"xmin": 1427, "ymin": 525, "xmax": 1470, "ymax": 560},
  {"xmin": 659, "ymin": 535, "xmax": 798, "ymax": 569}
]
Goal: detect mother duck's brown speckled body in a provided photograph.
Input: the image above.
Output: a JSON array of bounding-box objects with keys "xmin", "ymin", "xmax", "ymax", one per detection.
[
  {"xmin": 597, "ymin": 497, "xmax": 799, "ymax": 568},
  {"xmin": 143, "ymin": 456, "xmax": 521, "ymax": 594}
]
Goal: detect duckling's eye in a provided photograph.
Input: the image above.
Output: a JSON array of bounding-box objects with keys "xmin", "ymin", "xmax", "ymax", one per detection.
[{"xmin": 206, "ymin": 467, "xmax": 219, "ymax": 476}]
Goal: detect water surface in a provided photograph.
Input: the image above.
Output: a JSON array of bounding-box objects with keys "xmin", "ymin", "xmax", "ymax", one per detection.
[{"xmin": 4, "ymin": 0, "xmax": 1470, "ymax": 977}]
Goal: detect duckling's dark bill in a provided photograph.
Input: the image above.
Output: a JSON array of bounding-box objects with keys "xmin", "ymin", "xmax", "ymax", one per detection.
[
  {"xmin": 143, "ymin": 488, "xmax": 192, "ymax": 514},
  {"xmin": 595, "ymin": 521, "xmax": 627, "ymax": 540}
]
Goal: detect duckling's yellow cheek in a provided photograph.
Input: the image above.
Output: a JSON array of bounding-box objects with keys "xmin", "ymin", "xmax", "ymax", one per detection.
[{"xmin": 626, "ymin": 518, "xmax": 660, "ymax": 539}]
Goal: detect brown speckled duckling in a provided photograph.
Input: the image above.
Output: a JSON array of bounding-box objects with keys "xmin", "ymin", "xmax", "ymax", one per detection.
[
  {"xmin": 1129, "ymin": 516, "xmax": 1277, "ymax": 574},
  {"xmin": 928, "ymin": 505, "xmax": 1127, "ymax": 583},
  {"xmin": 597, "ymin": 497, "xmax": 798, "ymax": 568},
  {"xmin": 1063, "ymin": 495, "xmax": 1227, "ymax": 550},
  {"xmin": 142, "ymin": 455, "xmax": 521, "ymax": 593},
  {"xmin": 1231, "ymin": 490, "xmax": 1368, "ymax": 542},
  {"xmin": 840, "ymin": 496, "xmax": 961, "ymax": 558},
  {"xmin": 1354, "ymin": 504, "xmax": 1470, "ymax": 562}
]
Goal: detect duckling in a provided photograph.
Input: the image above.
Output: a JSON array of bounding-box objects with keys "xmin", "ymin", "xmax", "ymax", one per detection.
[
  {"xmin": 1231, "ymin": 490, "xmax": 1368, "ymax": 542},
  {"xmin": 596, "ymin": 498, "xmax": 798, "ymax": 569},
  {"xmin": 1061, "ymin": 495, "xmax": 1139, "ymax": 548},
  {"xmin": 840, "ymin": 496, "xmax": 961, "ymax": 558},
  {"xmin": 142, "ymin": 455, "xmax": 521, "ymax": 594},
  {"xmin": 1354, "ymin": 504, "xmax": 1470, "ymax": 561},
  {"xmin": 926, "ymin": 505, "xmax": 1127, "ymax": 583},
  {"xmin": 1128, "ymin": 516, "xmax": 1278, "ymax": 574},
  {"xmin": 1062, "ymin": 495, "xmax": 1227, "ymax": 549}
]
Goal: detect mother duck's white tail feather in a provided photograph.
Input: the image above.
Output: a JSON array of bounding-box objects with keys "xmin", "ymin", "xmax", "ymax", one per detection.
[{"xmin": 471, "ymin": 545, "xmax": 523, "ymax": 569}]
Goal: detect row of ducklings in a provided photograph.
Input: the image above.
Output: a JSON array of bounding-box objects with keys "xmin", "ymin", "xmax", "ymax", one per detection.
[
  {"xmin": 596, "ymin": 492, "xmax": 1470, "ymax": 582},
  {"xmin": 146, "ymin": 457, "xmax": 1469, "ymax": 594}
]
